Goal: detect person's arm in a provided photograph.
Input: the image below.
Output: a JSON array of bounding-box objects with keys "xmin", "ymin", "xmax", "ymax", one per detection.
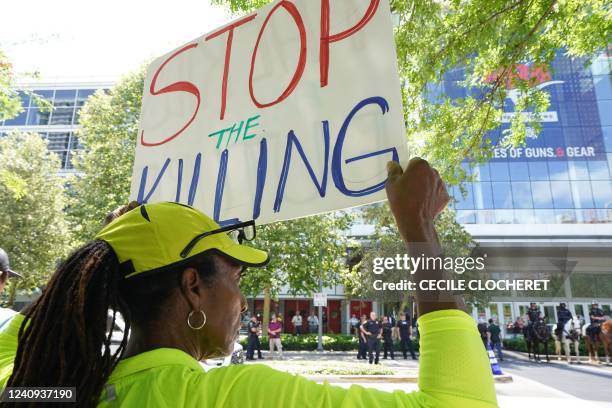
[
  {"xmin": 386, "ymin": 159, "xmax": 464, "ymax": 316},
  {"xmin": 200, "ymin": 159, "xmax": 497, "ymax": 407}
]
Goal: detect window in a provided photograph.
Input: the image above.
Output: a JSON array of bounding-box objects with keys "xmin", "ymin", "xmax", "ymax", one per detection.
[
  {"xmin": 3, "ymin": 110, "xmax": 27, "ymax": 126},
  {"xmin": 509, "ymin": 162, "xmax": 529, "ymax": 181},
  {"xmin": 511, "ymin": 182, "xmax": 533, "ymax": 208},
  {"xmin": 528, "ymin": 161, "xmax": 549, "ymax": 180},
  {"xmin": 453, "ymin": 184, "xmax": 474, "ymax": 210},
  {"xmin": 550, "ymin": 181, "xmax": 574, "ymax": 208},
  {"xmin": 50, "ymin": 108, "xmax": 74, "ymax": 125},
  {"xmin": 531, "ymin": 181, "xmax": 553, "ymax": 208},
  {"xmin": 26, "ymin": 109, "xmax": 50, "ymax": 126},
  {"xmin": 574, "ymin": 304, "xmax": 584, "ymax": 319},
  {"xmin": 533, "ymin": 209, "xmax": 556, "ymax": 223},
  {"xmin": 548, "ymin": 161, "xmax": 569, "ymax": 180},
  {"xmin": 492, "ymin": 182, "xmax": 513, "ymax": 208},
  {"xmin": 494, "ymin": 209, "xmax": 514, "ymax": 224},
  {"xmin": 568, "ymin": 161, "xmax": 590, "ymax": 180},
  {"xmin": 475, "ymin": 164, "xmax": 490, "ymax": 181},
  {"xmin": 473, "ymin": 182, "xmax": 494, "ymax": 209},
  {"xmin": 489, "ymin": 162, "xmax": 510, "ymax": 181},
  {"xmin": 572, "ymin": 181, "xmax": 594, "ymax": 208},
  {"xmin": 588, "ymin": 160, "xmax": 610, "ymax": 180},
  {"xmin": 591, "ymin": 181, "xmax": 612, "ymax": 208},
  {"xmin": 53, "ymin": 90, "xmax": 76, "ymax": 107}
]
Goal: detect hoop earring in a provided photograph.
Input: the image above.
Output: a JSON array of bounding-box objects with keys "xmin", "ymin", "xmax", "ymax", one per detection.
[{"xmin": 187, "ymin": 310, "xmax": 207, "ymax": 330}]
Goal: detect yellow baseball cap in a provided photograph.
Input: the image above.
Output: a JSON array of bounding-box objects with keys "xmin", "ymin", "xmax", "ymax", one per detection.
[{"xmin": 95, "ymin": 202, "xmax": 269, "ymax": 279}]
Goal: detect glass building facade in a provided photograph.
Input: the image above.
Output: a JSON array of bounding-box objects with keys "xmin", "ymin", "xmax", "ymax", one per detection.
[
  {"xmin": 438, "ymin": 51, "xmax": 612, "ymax": 225},
  {"xmin": 0, "ymin": 84, "xmax": 110, "ymax": 171}
]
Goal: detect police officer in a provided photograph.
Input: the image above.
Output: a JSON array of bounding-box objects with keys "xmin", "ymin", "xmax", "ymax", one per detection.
[
  {"xmin": 357, "ymin": 314, "xmax": 368, "ymax": 360},
  {"xmin": 555, "ymin": 303, "xmax": 572, "ymax": 339},
  {"xmin": 587, "ymin": 301, "xmax": 605, "ymax": 343},
  {"xmin": 397, "ymin": 312, "xmax": 416, "ymax": 360},
  {"xmin": 381, "ymin": 316, "xmax": 394, "ymax": 360},
  {"xmin": 362, "ymin": 311, "xmax": 382, "ymax": 364},
  {"xmin": 246, "ymin": 315, "xmax": 263, "ymax": 360},
  {"xmin": 527, "ymin": 302, "xmax": 542, "ymax": 325}
]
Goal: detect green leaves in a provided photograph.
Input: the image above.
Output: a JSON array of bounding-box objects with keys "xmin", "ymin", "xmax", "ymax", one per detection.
[
  {"xmin": 68, "ymin": 69, "xmax": 145, "ymax": 243},
  {"xmin": 0, "ymin": 50, "xmax": 23, "ymax": 122},
  {"xmin": 0, "ymin": 133, "xmax": 70, "ymax": 304},
  {"xmin": 240, "ymin": 212, "xmax": 355, "ymax": 298}
]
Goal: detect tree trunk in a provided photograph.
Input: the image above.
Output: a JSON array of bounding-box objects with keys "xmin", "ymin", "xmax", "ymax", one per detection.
[
  {"xmin": 262, "ymin": 286, "xmax": 271, "ymax": 336},
  {"xmin": 400, "ymin": 292, "xmax": 411, "ymax": 314}
]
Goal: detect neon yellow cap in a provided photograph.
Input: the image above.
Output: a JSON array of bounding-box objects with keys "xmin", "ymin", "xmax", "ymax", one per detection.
[{"xmin": 95, "ymin": 202, "xmax": 269, "ymax": 278}]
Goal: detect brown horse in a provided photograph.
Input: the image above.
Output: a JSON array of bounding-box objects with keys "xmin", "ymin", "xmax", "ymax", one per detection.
[
  {"xmin": 525, "ymin": 319, "xmax": 552, "ymax": 362},
  {"xmin": 584, "ymin": 318, "xmax": 612, "ymax": 365}
]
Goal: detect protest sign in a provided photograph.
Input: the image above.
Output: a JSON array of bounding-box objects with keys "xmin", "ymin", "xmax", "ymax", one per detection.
[{"xmin": 130, "ymin": 0, "xmax": 408, "ymax": 225}]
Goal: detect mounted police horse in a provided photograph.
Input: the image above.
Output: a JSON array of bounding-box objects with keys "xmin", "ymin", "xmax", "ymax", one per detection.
[
  {"xmin": 584, "ymin": 318, "xmax": 612, "ymax": 365},
  {"xmin": 554, "ymin": 317, "xmax": 581, "ymax": 363},
  {"xmin": 524, "ymin": 319, "xmax": 552, "ymax": 362}
]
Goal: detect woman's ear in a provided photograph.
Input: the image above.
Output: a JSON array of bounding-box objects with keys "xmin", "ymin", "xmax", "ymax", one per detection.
[{"xmin": 179, "ymin": 267, "xmax": 202, "ymax": 310}]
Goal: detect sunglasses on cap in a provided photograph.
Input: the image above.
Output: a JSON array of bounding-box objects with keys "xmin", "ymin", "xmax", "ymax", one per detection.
[{"xmin": 180, "ymin": 220, "xmax": 256, "ymax": 259}]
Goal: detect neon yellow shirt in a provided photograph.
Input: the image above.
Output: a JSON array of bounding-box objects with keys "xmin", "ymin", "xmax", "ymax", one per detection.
[{"xmin": 0, "ymin": 309, "xmax": 497, "ymax": 407}]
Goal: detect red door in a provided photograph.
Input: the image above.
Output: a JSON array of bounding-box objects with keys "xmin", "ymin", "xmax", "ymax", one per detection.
[
  {"xmin": 350, "ymin": 300, "xmax": 372, "ymax": 319},
  {"xmin": 327, "ymin": 300, "xmax": 341, "ymax": 333},
  {"xmin": 284, "ymin": 300, "xmax": 310, "ymax": 333}
]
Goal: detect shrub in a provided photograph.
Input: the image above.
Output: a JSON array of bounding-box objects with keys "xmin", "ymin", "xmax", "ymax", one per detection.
[{"xmin": 240, "ymin": 334, "xmax": 419, "ymax": 352}]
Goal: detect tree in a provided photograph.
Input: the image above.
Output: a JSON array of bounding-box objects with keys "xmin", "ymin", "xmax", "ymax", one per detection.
[
  {"xmin": 240, "ymin": 212, "xmax": 354, "ymax": 334},
  {"xmin": 68, "ymin": 70, "xmax": 144, "ymax": 243},
  {"xmin": 211, "ymin": 0, "xmax": 610, "ymax": 183},
  {"xmin": 344, "ymin": 203, "xmax": 492, "ymax": 309},
  {"xmin": 0, "ymin": 49, "xmax": 24, "ymax": 123},
  {"xmin": 0, "ymin": 133, "xmax": 70, "ymax": 306}
]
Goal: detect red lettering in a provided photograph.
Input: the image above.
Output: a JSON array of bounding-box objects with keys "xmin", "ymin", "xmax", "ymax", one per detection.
[
  {"xmin": 249, "ymin": 1, "xmax": 307, "ymax": 109},
  {"xmin": 141, "ymin": 43, "xmax": 201, "ymax": 147},
  {"xmin": 205, "ymin": 15, "xmax": 257, "ymax": 120},
  {"xmin": 320, "ymin": 0, "xmax": 380, "ymax": 88}
]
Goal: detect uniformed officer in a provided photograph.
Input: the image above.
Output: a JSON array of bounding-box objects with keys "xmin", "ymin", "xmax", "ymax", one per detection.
[
  {"xmin": 527, "ymin": 302, "xmax": 542, "ymax": 325},
  {"xmin": 555, "ymin": 303, "xmax": 572, "ymax": 339},
  {"xmin": 587, "ymin": 301, "xmax": 606, "ymax": 342},
  {"xmin": 397, "ymin": 312, "xmax": 416, "ymax": 360},
  {"xmin": 246, "ymin": 315, "xmax": 263, "ymax": 360},
  {"xmin": 381, "ymin": 316, "xmax": 395, "ymax": 360},
  {"xmin": 356, "ymin": 314, "xmax": 368, "ymax": 360},
  {"xmin": 362, "ymin": 311, "xmax": 382, "ymax": 364}
]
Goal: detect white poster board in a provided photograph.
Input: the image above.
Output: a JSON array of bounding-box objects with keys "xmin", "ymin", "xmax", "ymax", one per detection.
[
  {"xmin": 130, "ymin": 0, "xmax": 408, "ymax": 226},
  {"xmin": 313, "ymin": 293, "xmax": 327, "ymax": 307}
]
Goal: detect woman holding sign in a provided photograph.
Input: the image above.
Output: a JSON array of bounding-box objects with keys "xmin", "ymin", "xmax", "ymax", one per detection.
[{"xmin": 0, "ymin": 158, "xmax": 497, "ymax": 407}]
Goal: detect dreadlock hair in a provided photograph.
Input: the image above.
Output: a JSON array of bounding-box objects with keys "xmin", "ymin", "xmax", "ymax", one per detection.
[{"xmin": 6, "ymin": 240, "xmax": 220, "ymax": 407}]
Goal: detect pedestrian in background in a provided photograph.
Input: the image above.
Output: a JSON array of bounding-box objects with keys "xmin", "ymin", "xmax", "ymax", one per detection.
[
  {"xmin": 246, "ymin": 315, "xmax": 263, "ymax": 360},
  {"xmin": 291, "ymin": 311, "xmax": 302, "ymax": 336},
  {"xmin": 487, "ymin": 319, "xmax": 503, "ymax": 361},
  {"xmin": 268, "ymin": 314, "xmax": 283, "ymax": 359},
  {"xmin": 307, "ymin": 311, "xmax": 319, "ymax": 334},
  {"xmin": 349, "ymin": 314, "xmax": 359, "ymax": 336},
  {"xmin": 357, "ymin": 314, "xmax": 367, "ymax": 360},
  {"xmin": 362, "ymin": 312, "xmax": 382, "ymax": 364},
  {"xmin": 382, "ymin": 316, "xmax": 394, "ymax": 360},
  {"xmin": 0, "ymin": 249, "xmax": 22, "ymax": 328},
  {"xmin": 397, "ymin": 312, "xmax": 416, "ymax": 360}
]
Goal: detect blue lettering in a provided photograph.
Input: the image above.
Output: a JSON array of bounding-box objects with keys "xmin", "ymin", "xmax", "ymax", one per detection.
[
  {"xmin": 332, "ymin": 96, "xmax": 398, "ymax": 197},
  {"xmin": 273, "ymin": 124, "xmax": 330, "ymax": 213}
]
